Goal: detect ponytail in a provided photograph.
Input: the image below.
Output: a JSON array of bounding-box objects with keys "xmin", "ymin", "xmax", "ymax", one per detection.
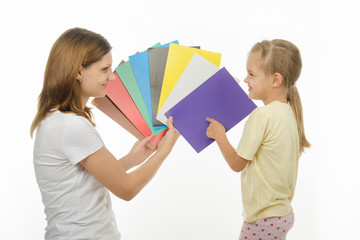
[
  {"xmin": 287, "ymin": 86, "xmax": 311, "ymax": 154},
  {"xmin": 251, "ymin": 39, "xmax": 311, "ymax": 154}
]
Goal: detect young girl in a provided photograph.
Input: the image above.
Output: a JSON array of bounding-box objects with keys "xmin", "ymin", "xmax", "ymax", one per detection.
[
  {"xmin": 206, "ymin": 39, "xmax": 310, "ymax": 240},
  {"xmin": 30, "ymin": 28, "xmax": 179, "ymax": 239}
]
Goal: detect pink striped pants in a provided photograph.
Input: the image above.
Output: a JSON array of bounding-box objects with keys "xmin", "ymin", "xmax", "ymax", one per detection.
[{"xmin": 239, "ymin": 212, "xmax": 294, "ymax": 240}]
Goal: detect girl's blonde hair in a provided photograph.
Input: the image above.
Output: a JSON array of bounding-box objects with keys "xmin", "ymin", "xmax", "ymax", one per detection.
[
  {"xmin": 250, "ymin": 39, "xmax": 311, "ymax": 153},
  {"xmin": 30, "ymin": 28, "xmax": 112, "ymax": 137}
]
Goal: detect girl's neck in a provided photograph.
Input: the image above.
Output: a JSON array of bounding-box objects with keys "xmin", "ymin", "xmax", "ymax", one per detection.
[{"xmin": 263, "ymin": 91, "xmax": 287, "ymax": 105}]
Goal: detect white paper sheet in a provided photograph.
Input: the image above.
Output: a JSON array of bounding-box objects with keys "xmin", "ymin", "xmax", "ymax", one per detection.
[{"xmin": 156, "ymin": 53, "xmax": 220, "ymax": 125}]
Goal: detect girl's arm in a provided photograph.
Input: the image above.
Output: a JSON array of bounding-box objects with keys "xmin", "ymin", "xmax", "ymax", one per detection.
[
  {"xmin": 206, "ymin": 118, "xmax": 248, "ymax": 172},
  {"xmin": 80, "ymin": 117, "xmax": 180, "ymax": 201}
]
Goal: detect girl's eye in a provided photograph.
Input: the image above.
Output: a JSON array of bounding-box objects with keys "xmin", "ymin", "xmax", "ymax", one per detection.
[{"xmin": 102, "ymin": 67, "xmax": 109, "ymax": 72}]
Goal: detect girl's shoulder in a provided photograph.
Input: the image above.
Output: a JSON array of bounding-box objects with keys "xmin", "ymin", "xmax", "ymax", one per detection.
[
  {"xmin": 248, "ymin": 104, "xmax": 268, "ymax": 119},
  {"xmin": 248, "ymin": 101, "xmax": 291, "ymax": 122},
  {"xmin": 256, "ymin": 101, "xmax": 290, "ymax": 115}
]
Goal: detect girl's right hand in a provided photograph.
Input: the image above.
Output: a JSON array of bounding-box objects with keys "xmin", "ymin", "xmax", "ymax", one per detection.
[
  {"xmin": 206, "ymin": 117, "xmax": 225, "ymax": 140},
  {"xmin": 156, "ymin": 117, "xmax": 180, "ymax": 155}
]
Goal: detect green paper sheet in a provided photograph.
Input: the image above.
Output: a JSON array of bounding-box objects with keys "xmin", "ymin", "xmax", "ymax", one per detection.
[{"xmin": 115, "ymin": 61, "xmax": 167, "ymax": 136}]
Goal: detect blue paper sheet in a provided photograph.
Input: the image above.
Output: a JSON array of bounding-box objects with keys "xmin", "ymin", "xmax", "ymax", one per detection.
[{"xmin": 129, "ymin": 41, "xmax": 178, "ymax": 131}]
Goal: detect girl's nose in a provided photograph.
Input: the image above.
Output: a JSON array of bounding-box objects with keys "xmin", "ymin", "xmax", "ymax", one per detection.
[{"xmin": 244, "ymin": 76, "xmax": 249, "ymax": 84}]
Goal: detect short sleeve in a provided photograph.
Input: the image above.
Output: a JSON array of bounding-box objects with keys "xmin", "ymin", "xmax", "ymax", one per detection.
[
  {"xmin": 61, "ymin": 116, "xmax": 104, "ymax": 165},
  {"xmin": 236, "ymin": 108, "xmax": 268, "ymax": 161}
]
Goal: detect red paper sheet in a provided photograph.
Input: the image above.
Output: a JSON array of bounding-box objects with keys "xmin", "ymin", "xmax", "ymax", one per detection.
[
  {"xmin": 106, "ymin": 71, "xmax": 167, "ymax": 146},
  {"xmin": 93, "ymin": 59, "xmax": 166, "ymax": 147}
]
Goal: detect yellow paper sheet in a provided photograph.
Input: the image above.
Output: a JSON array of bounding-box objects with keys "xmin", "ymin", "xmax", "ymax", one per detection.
[{"xmin": 157, "ymin": 43, "xmax": 221, "ymax": 113}]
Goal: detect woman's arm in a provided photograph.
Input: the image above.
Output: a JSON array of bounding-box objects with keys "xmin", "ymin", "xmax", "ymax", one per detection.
[
  {"xmin": 80, "ymin": 117, "xmax": 180, "ymax": 201},
  {"xmin": 117, "ymin": 134, "xmax": 156, "ymax": 172},
  {"xmin": 206, "ymin": 118, "xmax": 248, "ymax": 172}
]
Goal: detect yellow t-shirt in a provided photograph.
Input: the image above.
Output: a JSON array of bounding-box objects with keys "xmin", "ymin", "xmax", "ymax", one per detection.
[{"xmin": 236, "ymin": 101, "xmax": 300, "ymax": 222}]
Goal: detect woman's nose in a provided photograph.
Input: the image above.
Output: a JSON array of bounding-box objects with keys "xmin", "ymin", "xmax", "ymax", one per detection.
[{"xmin": 109, "ymin": 71, "xmax": 116, "ymax": 81}]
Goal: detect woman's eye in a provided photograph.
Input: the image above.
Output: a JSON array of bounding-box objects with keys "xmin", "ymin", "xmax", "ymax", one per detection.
[{"xmin": 103, "ymin": 67, "xmax": 109, "ymax": 72}]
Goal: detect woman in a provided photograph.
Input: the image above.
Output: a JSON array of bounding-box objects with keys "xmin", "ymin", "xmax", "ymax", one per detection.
[{"xmin": 30, "ymin": 27, "xmax": 179, "ymax": 239}]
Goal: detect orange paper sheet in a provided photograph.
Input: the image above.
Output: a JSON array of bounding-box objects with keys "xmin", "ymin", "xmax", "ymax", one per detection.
[{"xmin": 92, "ymin": 96, "xmax": 163, "ymax": 149}]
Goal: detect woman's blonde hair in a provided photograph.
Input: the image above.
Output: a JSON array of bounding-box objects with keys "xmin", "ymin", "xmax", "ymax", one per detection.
[
  {"xmin": 30, "ymin": 27, "xmax": 112, "ymax": 137},
  {"xmin": 250, "ymin": 39, "xmax": 311, "ymax": 153}
]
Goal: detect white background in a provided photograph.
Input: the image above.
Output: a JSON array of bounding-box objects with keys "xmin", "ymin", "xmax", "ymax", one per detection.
[{"xmin": 1, "ymin": 0, "xmax": 359, "ymax": 239}]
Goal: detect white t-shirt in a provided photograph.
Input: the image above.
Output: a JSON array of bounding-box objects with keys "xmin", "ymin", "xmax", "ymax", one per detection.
[{"xmin": 33, "ymin": 110, "xmax": 120, "ymax": 240}]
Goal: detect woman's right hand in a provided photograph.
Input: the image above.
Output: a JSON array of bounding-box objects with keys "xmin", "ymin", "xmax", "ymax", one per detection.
[
  {"xmin": 123, "ymin": 134, "xmax": 156, "ymax": 170},
  {"xmin": 156, "ymin": 117, "xmax": 180, "ymax": 155},
  {"xmin": 81, "ymin": 117, "xmax": 180, "ymax": 201}
]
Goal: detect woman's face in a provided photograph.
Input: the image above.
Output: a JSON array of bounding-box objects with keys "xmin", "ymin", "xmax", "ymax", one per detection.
[{"xmin": 77, "ymin": 51, "xmax": 115, "ymax": 105}]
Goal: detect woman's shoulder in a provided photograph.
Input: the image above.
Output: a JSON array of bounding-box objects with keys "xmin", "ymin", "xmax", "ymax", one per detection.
[
  {"xmin": 42, "ymin": 110, "xmax": 93, "ymax": 131},
  {"xmin": 50, "ymin": 110, "xmax": 89, "ymax": 122}
]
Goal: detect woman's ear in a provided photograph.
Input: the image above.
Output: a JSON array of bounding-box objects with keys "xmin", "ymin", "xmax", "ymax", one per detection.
[
  {"xmin": 76, "ymin": 66, "xmax": 84, "ymax": 80},
  {"xmin": 272, "ymin": 73, "xmax": 283, "ymax": 87}
]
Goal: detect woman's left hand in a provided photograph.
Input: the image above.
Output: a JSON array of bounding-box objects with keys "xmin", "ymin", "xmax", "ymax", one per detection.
[{"xmin": 156, "ymin": 117, "xmax": 180, "ymax": 154}]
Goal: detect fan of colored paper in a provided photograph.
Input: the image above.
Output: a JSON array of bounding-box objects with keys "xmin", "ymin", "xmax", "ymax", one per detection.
[{"xmin": 92, "ymin": 41, "xmax": 257, "ymax": 152}]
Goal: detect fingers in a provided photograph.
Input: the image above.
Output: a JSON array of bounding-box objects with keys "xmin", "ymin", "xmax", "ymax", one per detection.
[
  {"xmin": 206, "ymin": 117, "xmax": 214, "ymax": 123},
  {"xmin": 140, "ymin": 134, "xmax": 154, "ymax": 146},
  {"xmin": 166, "ymin": 117, "xmax": 180, "ymax": 137},
  {"xmin": 168, "ymin": 116, "xmax": 214, "ymax": 127},
  {"xmin": 167, "ymin": 116, "xmax": 175, "ymax": 130}
]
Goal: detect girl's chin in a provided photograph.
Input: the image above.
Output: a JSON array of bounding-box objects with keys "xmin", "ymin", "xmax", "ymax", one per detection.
[{"xmin": 248, "ymin": 94, "xmax": 259, "ymax": 101}]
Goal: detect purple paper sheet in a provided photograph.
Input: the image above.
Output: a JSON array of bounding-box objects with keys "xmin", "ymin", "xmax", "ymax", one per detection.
[{"xmin": 165, "ymin": 67, "xmax": 257, "ymax": 153}]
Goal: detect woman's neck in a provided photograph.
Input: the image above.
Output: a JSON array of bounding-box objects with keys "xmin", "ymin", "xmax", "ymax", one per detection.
[{"xmin": 81, "ymin": 97, "xmax": 89, "ymax": 110}]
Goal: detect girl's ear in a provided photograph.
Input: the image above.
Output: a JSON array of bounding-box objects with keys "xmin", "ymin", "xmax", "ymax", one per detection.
[{"xmin": 272, "ymin": 72, "xmax": 283, "ymax": 87}]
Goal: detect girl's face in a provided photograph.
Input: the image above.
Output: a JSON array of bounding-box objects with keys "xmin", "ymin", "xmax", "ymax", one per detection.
[
  {"xmin": 77, "ymin": 51, "xmax": 115, "ymax": 107},
  {"xmin": 244, "ymin": 52, "xmax": 273, "ymax": 104}
]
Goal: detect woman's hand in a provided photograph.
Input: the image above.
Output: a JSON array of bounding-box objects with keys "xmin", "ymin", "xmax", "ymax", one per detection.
[
  {"xmin": 123, "ymin": 134, "xmax": 156, "ymax": 170},
  {"xmin": 206, "ymin": 118, "xmax": 225, "ymax": 140},
  {"xmin": 156, "ymin": 117, "xmax": 180, "ymax": 155}
]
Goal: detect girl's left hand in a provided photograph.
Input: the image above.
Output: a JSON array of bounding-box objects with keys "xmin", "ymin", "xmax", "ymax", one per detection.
[{"xmin": 206, "ymin": 118, "xmax": 225, "ymax": 140}]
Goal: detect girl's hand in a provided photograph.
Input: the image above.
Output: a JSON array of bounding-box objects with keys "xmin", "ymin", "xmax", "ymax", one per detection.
[
  {"xmin": 125, "ymin": 134, "xmax": 156, "ymax": 169},
  {"xmin": 157, "ymin": 117, "xmax": 180, "ymax": 154},
  {"xmin": 206, "ymin": 118, "xmax": 225, "ymax": 140}
]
